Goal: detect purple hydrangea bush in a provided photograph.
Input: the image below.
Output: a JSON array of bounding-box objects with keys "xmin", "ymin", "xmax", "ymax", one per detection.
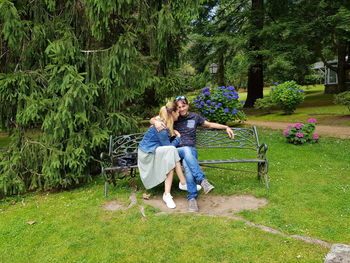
[
  {"xmin": 193, "ymin": 86, "xmax": 246, "ymax": 124},
  {"xmin": 283, "ymin": 118, "xmax": 319, "ymax": 144}
]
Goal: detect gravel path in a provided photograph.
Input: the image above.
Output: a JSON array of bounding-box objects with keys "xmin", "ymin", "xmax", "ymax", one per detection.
[{"xmin": 245, "ymin": 120, "xmax": 350, "ymax": 139}]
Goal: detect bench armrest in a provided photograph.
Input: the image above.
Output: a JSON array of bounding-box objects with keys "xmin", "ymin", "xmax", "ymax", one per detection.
[{"xmin": 258, "ymin": 143, "xmax": 268, "ymax": 159}]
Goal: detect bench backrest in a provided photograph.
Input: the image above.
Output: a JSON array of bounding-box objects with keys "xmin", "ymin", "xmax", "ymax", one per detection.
[
  {"xmin": 195, "ymin": 127, "xmax": 260, "ymax": 150},
  {"xmin": 109, "ymin": 126, "xmax": 261, "ymax": 158}
]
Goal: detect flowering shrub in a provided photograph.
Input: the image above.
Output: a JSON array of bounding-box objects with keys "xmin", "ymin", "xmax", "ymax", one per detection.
[
  {"xmin": 193, "ymin": 86, "xmax": 246, "ymax": 124},
  {"xmin": 334, "ymin": 91, "xmax": 350, "ymax": 112},
  {"xmin": 270, "ymin": 81, "xmax": 305, "ymax": 114},
  {"xmin": 283, "ymin": 118, "xmax": 319, "ymax": 145}
]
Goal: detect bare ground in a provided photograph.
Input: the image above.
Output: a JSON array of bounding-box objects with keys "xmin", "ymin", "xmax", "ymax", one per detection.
[
  {"xmin": 143, "ymin": 194, "xmax": 268, "ymax": 215},
  {"xmin": 102, "ymin": 193, "xmax": 331, "ymax": 247},
  {"xmin": 102, "ymin": 194, "xmax": 268, "ymax": 215}
]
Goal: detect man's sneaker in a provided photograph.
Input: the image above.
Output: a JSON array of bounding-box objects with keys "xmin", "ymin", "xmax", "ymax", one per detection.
[
  {"xmin": 179, "ymin": 182, "xmax": 202, "ymax": 191},
  {"xmin": 201, "ymin": 179, "xmax": 214, "ymax": 194},
  {"xmin": 163, "ymin": 193, "xmax": 176, "ymax": 209},
  {"xmin": 188, "ymin": 198, "xmax": 199, "ymax": 213}
]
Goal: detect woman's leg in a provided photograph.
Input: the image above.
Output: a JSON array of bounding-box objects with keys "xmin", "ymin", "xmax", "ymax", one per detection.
[
  {"xmin": 175, "ymin": 162, "xmax": 186, "ymax": 185},
  {"xmin": 163, "ymin": 169, "xmax": 176, "ymax": 209},
  {"xmin": 164, "ymin": 169, "xmax": 174, "ymax": 194}
]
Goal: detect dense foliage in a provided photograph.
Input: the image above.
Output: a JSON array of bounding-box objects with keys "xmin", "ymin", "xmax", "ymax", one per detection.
[
  {"xmin": 0, "ymin": 0, "xmax": 200, "ymax": 197},
  {"xmin": 1, "ymin": 0, "xmax": 349, "ymax": 197},
  {"xmin": 188, "ymin": 0, "xmax": 350, "ymax": 105},
  {"xmin": 270, "ymin": 81, "xmax": 305, "ymax": 114},
  {"xmin": 334, "ymin": 91, "xmax": 350, "ymax": 112},
  {"xmin": 193, "ymin": 86, "xmax": 246, "ymax": 124},
  {"xmin": 253, "ymin": 96, "xmax": 275, "ymax": 113}
]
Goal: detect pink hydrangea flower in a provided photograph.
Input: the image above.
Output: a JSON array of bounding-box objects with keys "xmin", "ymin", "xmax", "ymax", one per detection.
[
  {"xmin": 294, "ymin": 123, "xmax": 304, "ymax": 129},
  {"xmin": 312, "ymin": 134, "xmax": 319, "ymax": 139},
  {"xmin": 283, "ymin": 129, "xmax": 290, "ymax": 135},
  {"xmin": 308, "ymin": 118, "xmax": 317, "ymax": 123},
  {"xmin": 296, "ymin": 132, "xmax": 304, "ymax": 138}
]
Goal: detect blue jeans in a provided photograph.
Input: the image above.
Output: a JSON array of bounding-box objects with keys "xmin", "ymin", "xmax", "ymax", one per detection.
[{"xmin": 177, "ymin": 146, "xmax": 206, "ymax": 200}]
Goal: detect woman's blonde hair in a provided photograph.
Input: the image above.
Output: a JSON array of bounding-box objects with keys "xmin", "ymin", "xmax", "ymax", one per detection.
[{"xmin": 158, "ymin": 101, "xmax": 177, "ymax": 136}]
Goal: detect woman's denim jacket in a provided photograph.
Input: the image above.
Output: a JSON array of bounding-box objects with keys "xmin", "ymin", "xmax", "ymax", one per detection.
[{"xmin": 138, "ymin": 126, "xmax": 181, "ymax": 153}]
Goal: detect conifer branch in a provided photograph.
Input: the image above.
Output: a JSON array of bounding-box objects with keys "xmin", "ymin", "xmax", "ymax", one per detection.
[
  {"xmin": 20, "ymin": 70, "xmax": 48, "ymax": 85},
  {"xmin": 23, "ymin": 138, "xmax": 66, "ymax": 155},
  {"xmin": 81, "ymin": 47, "xmax": 113, "ymax": 53},
  {"xmin": 24, "ymin": 166, "xmax": 45, "ymax": 177},
  {"xmin": 0, "ymin": 50, "xmax": 8, "ymax": 60}
]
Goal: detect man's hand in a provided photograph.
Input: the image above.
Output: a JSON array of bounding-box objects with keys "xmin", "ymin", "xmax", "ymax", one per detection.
[
  {"xmin": 226, "ymin": 127, "xmax": 235, "ymax": 139},
  {"xmin": 203, "ymin": 120, "xmax": 235, "ymax": 139},
  {"xmin": 154, "ymin": 120, "xmax": 164, "ymax": 131},
  {"xmin": 150, "ymin": 117, "xmax": 164, "ymax": 131}
]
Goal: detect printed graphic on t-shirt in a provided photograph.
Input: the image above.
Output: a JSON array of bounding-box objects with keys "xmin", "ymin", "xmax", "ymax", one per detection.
[{"xmin": 187, "ymin": 119, "xmax": 195, "ymax": 128}]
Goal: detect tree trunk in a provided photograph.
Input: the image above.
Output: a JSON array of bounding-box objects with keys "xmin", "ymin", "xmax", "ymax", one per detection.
[
  {"xmin": 337, "ymin": 41, "xmax": 347, "ymax": 93},
  {"xmin": 244, "ymin": 0, "xmax": 264, "ymax": 108},
  {"xmin": 217, "ymin": 52, "xmax": 225, "ymax": 86}
]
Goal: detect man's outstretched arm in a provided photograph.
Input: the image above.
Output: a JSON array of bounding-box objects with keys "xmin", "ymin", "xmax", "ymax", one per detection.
[{"xmin": 203, "ymin": 120, "xmax": 235, "ymax": 138}]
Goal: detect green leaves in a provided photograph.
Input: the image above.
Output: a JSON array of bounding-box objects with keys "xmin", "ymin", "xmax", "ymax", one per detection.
[
  {"xmin": 45, "ymin": 32, "xmax": 82, "ymax": 66},
  {"xmin": 0, "ymin": 0, "xmax": 200, "ymax": 197},
  {"xmin": 270, "ymin": 81, "xmax": 305, "ymax": 115},
  {"xmin": 0, "ymin": 0, "xmax": 25, "ymax": 51},
  {"xmin": 283, "ymin": 121, "xmax": 319, "ymax": 145},
  {"xmin": 334, "ymin": 91, "xmax": 350, "ymax": 112}
]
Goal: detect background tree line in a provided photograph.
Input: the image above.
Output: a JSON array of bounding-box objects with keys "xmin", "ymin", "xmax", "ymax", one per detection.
[
  {"xmin": 187, "ymin": 0, "xmax": 350, "ymax": 106},
  {"xmin": 0, "ymin": 0, "xmax": 349, "ymax": 197}
]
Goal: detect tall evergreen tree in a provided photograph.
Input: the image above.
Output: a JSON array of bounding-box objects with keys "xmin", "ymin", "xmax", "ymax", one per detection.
[
  {"xmin": 0, "ymin": 0, "xmax": 200, "ymax": 197},
  {"xmin": 244, "ymin": 0, "xmax": 264, "ymax": 108},
  {"xmin": 186, "ymin": 0, "xmax": 248, "ymax": 87}
]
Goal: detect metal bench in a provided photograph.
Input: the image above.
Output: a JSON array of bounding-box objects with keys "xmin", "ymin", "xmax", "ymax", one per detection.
[{"xmin": 100, "ymin": 126, "xmax": 269, "ymax": 197}]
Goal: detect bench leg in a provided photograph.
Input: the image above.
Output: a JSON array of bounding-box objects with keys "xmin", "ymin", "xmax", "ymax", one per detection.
[
  {"xmin": 104, "ymin": 181, "xmax": 108, "ymax": 197},
  {"xmin": 258, "ymin": 159, "xmax": 269, "ymax": 188},
  {"xmin": 101, "ymin": 168, "xmax": 109, "ymax": 197}
]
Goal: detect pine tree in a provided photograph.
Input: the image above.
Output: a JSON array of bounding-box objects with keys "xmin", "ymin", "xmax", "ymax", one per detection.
[
  {"xmin": 244, "ymin": 0, "xmax": 264, "ymax": 108},
  {"xmin": 0, "ymin": 0, "xmax": 200, "ymax": 197}
]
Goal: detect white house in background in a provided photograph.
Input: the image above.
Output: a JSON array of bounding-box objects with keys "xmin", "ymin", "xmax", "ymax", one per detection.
[{"xmin": 312, "ymin": 58, "xmax": 350, "ymax": 93}]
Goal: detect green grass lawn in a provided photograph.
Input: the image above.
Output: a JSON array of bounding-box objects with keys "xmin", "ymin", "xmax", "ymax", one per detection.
[
  {"xmin": 1, "ymin": 128, "xmax": 349, "ymax": 262},
  {"xmin": 238, "ymin": 85, "xmax": 350, "ymax": 126}
]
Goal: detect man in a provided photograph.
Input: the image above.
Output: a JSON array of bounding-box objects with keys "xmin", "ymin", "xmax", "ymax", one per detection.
[{"xmin": 153, "ymin": 95, "xmax": 234, "ymax": 212}]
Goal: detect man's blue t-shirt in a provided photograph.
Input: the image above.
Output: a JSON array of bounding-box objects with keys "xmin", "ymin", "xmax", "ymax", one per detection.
[{"xmin": 174, "ymin": 112, "xmax": 205, "ymax": 147}]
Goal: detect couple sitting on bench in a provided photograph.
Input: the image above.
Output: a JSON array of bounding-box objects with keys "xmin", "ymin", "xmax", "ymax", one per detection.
[{"xmin": 137, "ymin": 96, "xmax": 234, "ymax": 212}]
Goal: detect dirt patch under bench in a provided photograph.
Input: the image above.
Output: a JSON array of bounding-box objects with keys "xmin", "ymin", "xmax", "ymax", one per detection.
[{"xmin": 143, "ymin": 194, "xmax": 268, "ymax": 215}]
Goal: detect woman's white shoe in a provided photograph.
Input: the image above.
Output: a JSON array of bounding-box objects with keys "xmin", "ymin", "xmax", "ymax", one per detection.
[{"xmin": 163, "ymin": 193, "xmax": 176, "ymax": 209}]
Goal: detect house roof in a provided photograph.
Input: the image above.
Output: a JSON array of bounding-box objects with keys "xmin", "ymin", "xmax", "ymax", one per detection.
[
  {"xmin": 312, "ymin": 56, "xmax": 349, "ymax": 69},
  {"xmin": 312, "ymin": 61, "xmax": 324, "ymax": 69}
]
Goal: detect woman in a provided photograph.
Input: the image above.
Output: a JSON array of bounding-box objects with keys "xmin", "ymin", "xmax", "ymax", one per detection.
[{"xmin": 138, "ymin": 101, "xmax": 187, "ymax": 208}]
